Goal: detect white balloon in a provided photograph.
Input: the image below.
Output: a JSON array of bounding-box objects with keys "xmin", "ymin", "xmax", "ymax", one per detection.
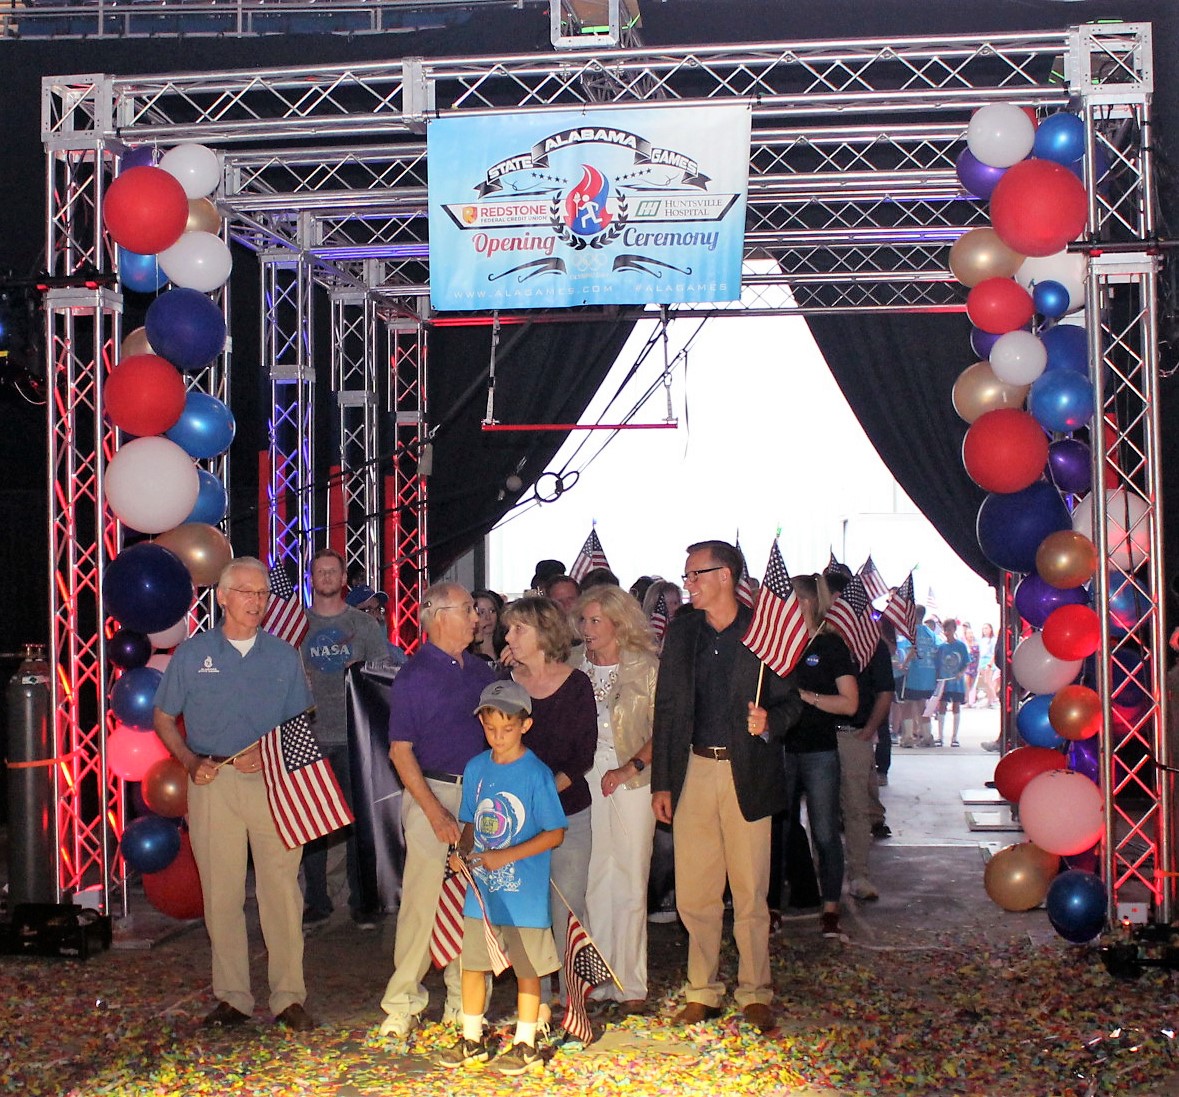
[
  {"xmin": 1015, "ymin": 249, "xmax": 1088, "ymax": 314},
  {"xmin": 1019, "ymin": 770, "xmax": 1103, "ymax": 857},
  {"xmin": 989, "ymin": 331, "xmax": 1047, "ymax": 386},
  {"xmin": 159, "ymin": 231, "xmax": 233, "ymax": 293},
  {"xmin": 104, "ymin": 437, "xmax": 200, "ymax": 535},
  {"xmin": 1072, "ymin": 489, "xmax": 1151, "ymax": 571},
  {"xmin": 159, "ymin": 143, "xmax": 221, "ymax": 199},
  {"xmin": 148, "ymin": 618, "xmax": 189, "ymax": 650},
  {"xmin": 967, "ymin": 104, "xmax": 1036, "ymax": 168},
  {"xmin": 1012, "ymin": 633, "xmax": 1081, "ymax": 694}
]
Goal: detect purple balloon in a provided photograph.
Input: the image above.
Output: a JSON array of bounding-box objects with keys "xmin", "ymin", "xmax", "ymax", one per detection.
[
  {"xmin": 120, "ymin": 146, "xmax": 156, "ymax": 169},
  {"xmin": 970, "ymin": 326, "xmax": 1002, "ymax": 359},
  {"xmin": 1067, "ymin": 735, "xmax": 1101, "ymax": 784},
  {"xmin": 956, "ymin": 147, "xmax": 1007, "ymax": 200},
  {"xmin": 1014, "ymin": 571, "xmax": 1089, "ymax": 629},
  {"xmin": 1047, "ymin": 438, "xmax": 1092, "ymax": 495}
]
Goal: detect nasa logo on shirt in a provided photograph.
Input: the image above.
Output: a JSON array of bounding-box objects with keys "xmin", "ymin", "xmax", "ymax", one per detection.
[
  {"xmin": 805, "ymin": 653, "xmax": 820, "ymax": 667},
  {"xmin": 306, "ymin": 625, "xmax": 355, "ymax": 674}
]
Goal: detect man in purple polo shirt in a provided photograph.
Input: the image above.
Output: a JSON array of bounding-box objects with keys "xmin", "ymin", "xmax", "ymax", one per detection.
[{"xmin": 378, "ymin": 581, "xmax": 495, "ymax": 1038}]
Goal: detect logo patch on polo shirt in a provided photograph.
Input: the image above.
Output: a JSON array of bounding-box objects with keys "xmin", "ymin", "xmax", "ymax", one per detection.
[{"xmin": 198, "ymin": 655, "xmax": 220, "ymax": 674}]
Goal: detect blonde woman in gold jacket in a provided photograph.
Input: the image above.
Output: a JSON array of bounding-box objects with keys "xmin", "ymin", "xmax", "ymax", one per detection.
[{"xmin": 576, "ymin": 583, "xmax": 660, "ymax": 1013}]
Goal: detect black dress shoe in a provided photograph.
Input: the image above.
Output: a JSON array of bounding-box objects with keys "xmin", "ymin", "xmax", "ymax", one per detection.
[
  {"xmin": 673, "ymin": 1001, "xmax": 723, "ymax": 1024},
  {"xmin": 203, "ymin": 1001, "xmax": 251, "ymax": 1027},
  {"xmin": 275, "ymin": 1002, "xmax": 316, "ymax": 1031}
]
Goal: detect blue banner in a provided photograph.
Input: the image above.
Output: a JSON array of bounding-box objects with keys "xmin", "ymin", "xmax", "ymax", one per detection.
[{"xmin": 427, "ymin": 103, "xmax": 751, "ymax": 310}]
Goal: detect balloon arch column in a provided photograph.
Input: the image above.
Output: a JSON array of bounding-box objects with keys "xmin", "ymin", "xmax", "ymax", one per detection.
[{"xmin": 42, "ymin": 24, "xmax": 1166, "ymax": 924}]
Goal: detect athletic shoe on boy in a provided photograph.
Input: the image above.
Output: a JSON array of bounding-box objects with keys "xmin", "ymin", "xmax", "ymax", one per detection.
[
  {"xmin": 439, "ymin": 1036, "xmax": 491, "ymax": 1069},
  {"xmin": 494, "ymin": 1040, "xmax": 543, "ymax": 1075}
]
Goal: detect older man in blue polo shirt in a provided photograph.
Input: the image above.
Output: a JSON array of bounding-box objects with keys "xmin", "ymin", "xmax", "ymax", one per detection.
[
  {"xmin": 378, "ymin": 580, "xmax": 495, "ymax": 1038},
  {"xmin": 154, "ymin": 556, "xmax": 315, "ymax": 1030}
]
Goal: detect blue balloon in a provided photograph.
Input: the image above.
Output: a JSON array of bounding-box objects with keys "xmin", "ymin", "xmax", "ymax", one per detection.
[
  {"xmin": 118, "ymin": 247, "xmax": 168, "ymax": 295},
  {"xmin": 145, "ymin": 288, "xmax": 227, "ymax": 372},
  {"xmin": 1014, "ymin": 572, "xmax": 1089, "ymax": 629},
  {"xmin": 1032, "ymin": 279, "xmax": 1071, "ymax": 320},
  {"xmin": 1067, "ymin": 143, "xmax": 1112, "ymax": 185},
  {"xmin": 1109, "ymin": 576, "xmax": 1149, "ymax": 636},
  {"xmin": 976, "ymin": 482, "xmax": 1072, "ymax": 574},
  {"xmin": 120, "ymin": 815, "xmax": 181, "ymax": 875},
  {"xmin": 166, "ymin": 392, "xmax": 236, "ymax": 460},
  {"xmin": 1016, "ymin": 693, "xmax": 1063, "ymax": 748},
  {"xmin": 108, "ymin": 628, "xmax": 152, "ymax": 670},
  {"xmin": 120, "ymin": 146, "xmax": 156, "ymax": 169},
  {"xmin": 185, "ymin": 469, "xmax": 229, "ymax": 526},
  {"xmin": 1047, "ymin": 438, "xmax": 1092, "ymax": 495},
  {"xmin": 103, "ymin": 542, "xmax": 194, "ymax": 634},
  {"xmin": 110, "ymin": 666, "xmax": 163, "ymax": 730},
  {"xmin": 1029, "ymin": 370, "xmax": 1095, "ymax": 433},
  {"xmin": 1041, "ymin": 325, "xmax": 1088, "ymax": 374},
  {"xmin": 1033, "ymin": 112, "xmax": 1086, "ymax": 165},
  {"xmin": 1046, "ymin": 869, "xmax": 1106, "ymax": 943}
]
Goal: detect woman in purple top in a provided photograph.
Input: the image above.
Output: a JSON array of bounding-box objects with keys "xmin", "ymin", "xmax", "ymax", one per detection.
[{"xmin": 502, "ymin": 595, "xmax": 596, "ymax": 1007}]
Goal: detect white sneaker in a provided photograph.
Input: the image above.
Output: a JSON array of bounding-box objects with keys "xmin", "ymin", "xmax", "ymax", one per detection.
[
  {"xmin": 379, "ymin": 1012, "xmax": 419, "ymax": 1038},
  {"xmin": 981, "ymin": 739, "xmax": 1001, "ymax": 753},
  {"xmin": 849, "ymin": 878, "xmax": 880, "ymax": 901}
]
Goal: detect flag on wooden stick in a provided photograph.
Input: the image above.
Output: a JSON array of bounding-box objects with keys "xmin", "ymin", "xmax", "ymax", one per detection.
[
  {"xmin": 825, "ymin": 575, "xmax": 881, "ymax": 672},
  {"xmin": 260, "ymin": 563, "xmax": 308, "ymax": 648},
  {"xmin": 734, "ymin": 537, "xmax": 757, "ymax": 608},
  {"xmin": 455, "ymin": 857, "xmax": 511, "ymax": 975},
  {"xmin": 882, "ymin": 571, "xmax": 918, "ymax": 643},
  {"xmin": 648, "ymin": 592, "xmax": 670, "ymax": 646},
  {"xmin": 259, "ymin": 711, "xmax": 353, "ymax": 850},
  {"xmin": 741, "ymin": 540, "xmax": 809, "ymax": 678},
  {"xmin": 561, "ymin": 910, "xmax": 615, "ymax": 1045},
  {"xmin": 429, "ymin": 867, "xmax": 467, "ymax": 969},
  {"xmin": 570, "ymin": 528, "xmax": 611, "ymax": 583},
  {"xmin": 858, "ymin": 555, "xmax": 890, "ymax": 603}
]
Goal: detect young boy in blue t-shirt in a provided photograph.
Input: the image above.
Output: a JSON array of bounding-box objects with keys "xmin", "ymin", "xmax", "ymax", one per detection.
[{"xmin": 439, "ymin": 679, "xmax": 566, "ymax": 1075}]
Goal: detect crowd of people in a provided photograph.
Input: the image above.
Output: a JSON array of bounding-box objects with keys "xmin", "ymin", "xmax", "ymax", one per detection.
[{"xmin": 150, "ymin": 542, "xmax": 996, "ymax": 1071}]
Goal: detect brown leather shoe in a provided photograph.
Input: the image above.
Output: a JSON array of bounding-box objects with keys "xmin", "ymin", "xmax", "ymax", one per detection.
[
  {"xmin": 202, "ymin": 1000, "xmax": 251, "ymax": 1028},
  {"xmin": 275, "ymin": 1002, "xmax": 316, "ymax": 1031},
  {"xmin": 673, "ymin": 1001, "xmax": 723, "ymax": 1024},
  {"xmin": 742, "ymin": 1002, "xmax": 775, "ymax": 1033},
  {"xmin": 619, "ymin": 999, "xmax": 647, "ymax": 1016}
]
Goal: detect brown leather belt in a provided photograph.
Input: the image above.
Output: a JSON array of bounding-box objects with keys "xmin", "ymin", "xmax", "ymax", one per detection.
[{"xmin": 692, "ymin": 745, "xmax": 730, "ymax": 761}]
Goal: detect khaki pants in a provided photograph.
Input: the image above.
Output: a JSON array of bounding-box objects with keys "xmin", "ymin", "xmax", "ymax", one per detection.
[
  {"xmin": 380, "ymin": 778, "xmax": 463, "ymax": 1020},
  {"xmin": 188, "ymin": 766, "xmax": 305, "ymax": 1017},
  {"xmin": 837, "ymin": 730, "xmax": 877, "ymax": 882},
  {"xmin": 672, "ymin": 754, "xmax": 772, "ymax": 1008}
]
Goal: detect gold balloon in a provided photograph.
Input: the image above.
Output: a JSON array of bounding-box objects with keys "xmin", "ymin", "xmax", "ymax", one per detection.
[
  {"xmin": 120, "ymin": 326, "xmax": 155, "ymax": 359},
  {"xmin": 983, "ymin": 841, "xmax": 1059, "ymax": 912},
  {"xmin": 951, "ymin": 361, "xmax": 1030, "ymax": 424},
  {"xmin": 1049, "ymin": 684, "xmax": 1103, "ymax": 741},
  {"xmin": 155, "ymin": 523, "xmax": 233, "ymax": 588},
  {"xmin": 1035, "ymin": 530, "xmax": 1098, "ymax": 589},
  {"xmin": 949, "ymin": 228, "xmax": 1025, "ymax": 288},
  {"xmin": 142, "ymin": 756, "xmax": 189, "ymax": 818},
  {"xmin": 186, "ymin": 197, "xmax": 222, "ymax": 235}
]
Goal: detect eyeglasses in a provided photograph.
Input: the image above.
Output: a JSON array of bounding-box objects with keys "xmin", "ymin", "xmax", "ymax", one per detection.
[
  {"xmin": 682, "ymin": 566, "xmax": 724, "ymax": 583},
  {"xmin": 228, "ymin": 588, "xmax": 270, "ymax": 600},
  {"xmin": 432, "ymin": 603, "xmax": 476, "ymax": 614}
]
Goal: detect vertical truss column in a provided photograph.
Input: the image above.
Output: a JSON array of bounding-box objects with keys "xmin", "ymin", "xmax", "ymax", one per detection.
[
  {"xmin": 262, "ymin": 249, "xmax": 315, "ymax": 582},
  {"xmin": 1067, "ymin": 23, "xmax": 1169, "ymax": 920},
  {"xmin": 386, "ymin": 309, "xmax": 427, "ymax": 652},
  {"xmin": 44, "ymin": 132, "xmax": 124, "ymax": 912},
  {"xmin": 330, "ymin": 286, "xmax": 381, "ymax": 587}
]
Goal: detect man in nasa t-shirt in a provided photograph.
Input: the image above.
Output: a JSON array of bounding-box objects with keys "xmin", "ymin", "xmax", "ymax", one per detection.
[{"xmin": 300, "ymin": 548, "xmax": 389, "ymax": 927}]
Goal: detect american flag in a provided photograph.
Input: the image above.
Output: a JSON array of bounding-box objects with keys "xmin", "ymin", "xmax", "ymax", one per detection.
[
  {"xmin": 924, "ymin": 584, "xmax": 939, "ymax": 617},
  {"xmin": 561, "ymin": 910, "xmax": 614, "ymax": 1045},
  {"xmin": 648, "ymin": 592, "xmax": 669, "ymax": 647},
  {"xmin": 734, "ymin": 538, "xmax": 756, "ymax": 608},
  {"xmin": 740, "ymin": 540, "xmax": 809, "ymax": 678},
  {"xmin": 882, "ymin": 572, "xmax": 919, "ymax": 643},
  {"xmin": 429, "ymin": 867, "xmax": 467, "ymax": 969},
  {"xmin": 858, "ymin": 555, "xmax": 890, "ymax": 603},
  {"xmin": 825, "ymin": 575, "xmax": 881, "ymax": 672},
  {"xmin": 455, "ymin": 856, "xmax": 511, "ymax": 975},
  {"xmin": 824, "ymin": 550, "xmax": 853, "ymax": 579},
  {"xmin": 259, "ymin": 711, "xmax": 354, "ymax": 850},
  {"xmin": 570, "ymin": 528, "xmax": 610, "ymax": 583},
  {"xmin": 260, "ymin": 564, "xmax": 308, "ymax": 648}
]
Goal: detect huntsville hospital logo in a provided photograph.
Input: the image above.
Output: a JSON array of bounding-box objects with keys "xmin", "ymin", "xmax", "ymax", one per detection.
[{"xmin": 440, "ymin": 121, "xmax": 740, "ymax": 284}]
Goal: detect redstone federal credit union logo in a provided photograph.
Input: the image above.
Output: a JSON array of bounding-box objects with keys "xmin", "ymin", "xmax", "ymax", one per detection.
[{"xmin": 439, "ymin": 120, "xmax": 740, "ymax": 281}]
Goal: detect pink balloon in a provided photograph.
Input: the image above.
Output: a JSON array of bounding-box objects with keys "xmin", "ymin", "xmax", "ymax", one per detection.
[
  {"xmin": 107, "ymin": 724, "xmax": 172, "ymax": 782},
  {"xmin": 1018, "ymin": 769, "xmax": 1104, "ymax": 856}
]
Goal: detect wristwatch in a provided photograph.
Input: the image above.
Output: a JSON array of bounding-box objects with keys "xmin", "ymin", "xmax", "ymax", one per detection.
[{"xmin": 629, "ymin": 756, "xmax": 646, "ymax": 773}]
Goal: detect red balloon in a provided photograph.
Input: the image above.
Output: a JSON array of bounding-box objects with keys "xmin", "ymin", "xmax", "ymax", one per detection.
[
  {"xmin": 142, "ymin": 829, "xmax": 204, "ymax": 920},
  {"xmin": 962, "ymin": 409, "xmax": 1049, "ymax": 493},
  {"xmin": 990, "ymin": 158, "xmax": 1089, "ymax": 257},
  {"xmin": 103, "ymin": 166, "xmax": 189, "ymax": 255},
  {"xmin": 103, "ymin": 354, "xmax": 187, "ymax": 436},
  {"xmin": 1042, "ymin": 603, "xmax": 1101, "ymax": 660},
  {"xmin": 994, "ymin": 745, "xmax": 1068, "ymax": 803},
  {"xmin": 965, "ymin": 278, "xmax": 1035, "ymax": 334}
]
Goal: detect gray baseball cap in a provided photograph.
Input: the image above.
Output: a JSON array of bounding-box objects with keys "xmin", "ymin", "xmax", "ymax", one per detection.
[{"xmin": 474, "ymin": 679, "xmax": 533, "ymax": 716}]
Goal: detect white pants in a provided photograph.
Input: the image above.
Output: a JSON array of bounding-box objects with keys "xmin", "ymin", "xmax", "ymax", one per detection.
[{"xmin": 585, "ymin": 741, "xmax": 656, "ymax": 1002}]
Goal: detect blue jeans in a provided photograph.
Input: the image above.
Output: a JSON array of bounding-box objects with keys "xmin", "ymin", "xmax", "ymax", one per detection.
[{"xmin": 781, "ymin": 750, "xmax": 843, "ymax": 904}]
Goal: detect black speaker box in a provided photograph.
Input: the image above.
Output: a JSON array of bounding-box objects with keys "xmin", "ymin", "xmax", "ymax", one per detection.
[{"xmin": 1, "ymin": 903, "xmax": 113, "ymax": 960}]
